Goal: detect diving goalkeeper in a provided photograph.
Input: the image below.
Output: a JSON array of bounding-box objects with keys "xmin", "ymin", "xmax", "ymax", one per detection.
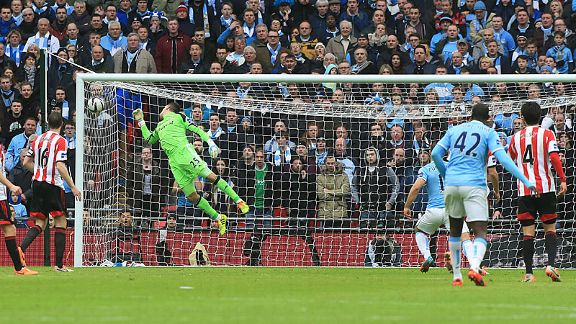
[{"xmin": 133, "ymin": 102, "xmax": 249, "ymax": 235}]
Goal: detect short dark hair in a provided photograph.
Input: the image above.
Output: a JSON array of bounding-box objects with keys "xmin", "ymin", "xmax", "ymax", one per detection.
[
  {"xmin": 470, "ymin": 103, "xmax": 490, "ymax": 122},
  {"xmin": 276, "ymin": 131, "xmax": 289, "ymax": 139},
  {"xmin": 166, "ymin": 102, "xmax": 181, "ymax": 113},
  {"xmin": 48, "ymin": 111, "xmax": 63, "ymax": 129},
  {"xmin": 521, "ymin": 101, "xmax": 541, "ymax": 126}
]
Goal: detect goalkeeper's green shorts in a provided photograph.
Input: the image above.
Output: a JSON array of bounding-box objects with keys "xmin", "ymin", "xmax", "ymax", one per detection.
[{"xmin": 170, "ymin": 145, "xmax": 212, "ymax": 197}]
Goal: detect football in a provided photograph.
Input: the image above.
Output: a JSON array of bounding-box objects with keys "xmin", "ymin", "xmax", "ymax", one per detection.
[{"xmin": 86, "ymin": 97, "xmax": 105, "ymax": 114}]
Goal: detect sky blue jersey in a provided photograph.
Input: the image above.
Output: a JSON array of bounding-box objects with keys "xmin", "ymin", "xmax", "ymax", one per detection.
[
  {"xmin": 418, "ymin": 162, "xmax": 446, "ymax": 209},
  {"xmin": 437, "ymin": 120, "xmax": 504, "ymax": 188}
]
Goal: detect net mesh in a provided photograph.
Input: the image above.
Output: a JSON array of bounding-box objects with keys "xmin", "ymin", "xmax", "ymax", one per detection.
[{"xmin": 79, "ymin": 76, "xmax": 576, "ymax": 268}]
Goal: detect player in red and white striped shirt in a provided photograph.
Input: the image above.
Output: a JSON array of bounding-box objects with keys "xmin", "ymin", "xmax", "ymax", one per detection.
[
  {"xmin": 20, "ymin": 112, "xmax": 81, "ymax": 273},
  {"xmin": 0, "ymin": 145, "xmax": 38, "ymax": 275},
  {"xmin": 508, "ymin": 102, "xmax": 567, "ymax": 283}
]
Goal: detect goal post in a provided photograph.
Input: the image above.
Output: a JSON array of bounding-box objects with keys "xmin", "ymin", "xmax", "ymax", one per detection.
[{"xmin": 74, "ymin": 73, "xmax": 576, "ymax": 268}]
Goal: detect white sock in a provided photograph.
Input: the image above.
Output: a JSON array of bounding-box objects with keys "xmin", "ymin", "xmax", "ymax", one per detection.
[
  {"xmin": 415, "ymin": 232, "xmax": 431, "ymax": 260},
  {"xmin": 462, "ymin": 239, "xmax": 474, "ymax": 263},
  {"xmin": 470, "ymin": 238, "xmax": 487, "ymax": 272},
  {"xmin": 448, "ymin": 236, "xmax": 462, "ymax": 280}
]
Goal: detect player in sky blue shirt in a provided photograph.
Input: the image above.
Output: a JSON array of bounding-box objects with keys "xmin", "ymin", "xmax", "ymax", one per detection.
[
  {"xmin": 418, "ymin": 162, "xmax": 445, "ymax": 209},
  {"xmin": 431, "ymin": 103, "xmax": 536, "ymax": 286}
]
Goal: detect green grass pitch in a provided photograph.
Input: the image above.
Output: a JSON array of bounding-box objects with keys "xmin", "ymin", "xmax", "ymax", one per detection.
[{"xmin": 0, "ymin": 267, "xmax": 574, "ymax": 323}]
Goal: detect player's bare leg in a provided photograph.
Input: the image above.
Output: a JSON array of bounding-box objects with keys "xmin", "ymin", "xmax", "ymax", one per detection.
[
  {"xmin": 205, "ymin": 172, "xmax": 249, "ymax": 214},
  {"xmin": 53, "ymin": 214, "xmax": 73, "ymax": 272},
  {"xmin": 187, "ymin": 191, "xmax": 227, "ymax": 235},
  {"xmin": 2, "ymin": 224, "xmax": 37, "ymax": 275}
]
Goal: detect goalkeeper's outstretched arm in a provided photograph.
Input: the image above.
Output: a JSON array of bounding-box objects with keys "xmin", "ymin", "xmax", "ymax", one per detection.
[
  {"xmin": 185, "ymin": 119, "xmax": 220, "ymax": 158},
  {"xmin": 133, "ymin": 109, "xmax": 159, "ymax": 144}
]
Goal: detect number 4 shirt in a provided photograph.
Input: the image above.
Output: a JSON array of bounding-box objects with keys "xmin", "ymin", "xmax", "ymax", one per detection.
[{"xmin": 508, "ymin": 126, "xmax": 559, "ymax": 196}]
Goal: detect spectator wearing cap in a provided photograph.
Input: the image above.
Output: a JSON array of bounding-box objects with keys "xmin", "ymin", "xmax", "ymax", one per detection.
[
  {"xmin": 469, "ymin": 1, "xmax": 495, "ymax": 44},
  {"xmin": 491, "ymin": 15, "xmax": 515, "ymax": 57},
  {"xmin": 155, "ymin": 18, "xmax": 192, "ymax": 74},
  {"xmin": 339, "ymin": 0, "xmax": 370, "ymax": 38},
  {"xmin": 175, "ymin": 3, "xmax": 195, "ymax": 36},
  {"xmin": 326, "ymin": 20, "xmax": 357, "ymax": 63},
  {"xmin": 510, "ymin": 34, "xmax": 528, "ymax": 64},
  {"xmin": 128, "ymin": 15, "xmax": 143, "ymax": 35},
  {"xmin": 429, "ymin": 15, "xmax": 455, "ymax": 59}
]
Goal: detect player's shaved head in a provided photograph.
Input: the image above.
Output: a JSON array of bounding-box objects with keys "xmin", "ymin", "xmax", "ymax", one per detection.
[
  {"xmin": 521, "ymin": 101, "xmax": 542, "ymax": 126},
  {"xmin": 470, "ymin": 103, "xmax": 490, "ymax": 122},
  {"xmin": 48, "ymin": 111, "xmax": 63, "ymax": 129}
]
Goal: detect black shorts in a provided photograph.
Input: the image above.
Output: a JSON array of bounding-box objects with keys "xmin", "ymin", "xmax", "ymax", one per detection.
[
  {"xmin": 517, "ymin": 192, "xmax": 557, "ymax": 225},
  {"xmin": 29, "ymin": 181, "xmax": 66, "ymax": 220},
  {"xmin": 0, "ymin": 200, "xmax": 14, "ymax": 225}
]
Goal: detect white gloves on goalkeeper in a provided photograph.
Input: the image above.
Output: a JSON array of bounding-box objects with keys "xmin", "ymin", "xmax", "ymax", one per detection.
[
  {"xmin": 207, "ymin": 140, "xmax": 220, "ymax": 158},
  {"xmin": 133, "ymin": 109, "xmax": 145, "ymax": 127}
]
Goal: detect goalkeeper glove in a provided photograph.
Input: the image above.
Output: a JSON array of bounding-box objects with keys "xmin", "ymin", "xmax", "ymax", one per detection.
[
  {"xmin": 208, "ymin": 144, "xmax": 220, "ymax": 159},
  {"xmin": 133, "ymin": 109, "xmax": 145, "ymax": 127},
  {"xmin": 207, "ymin": 140, "xmax": 220, "ymax": 158}
]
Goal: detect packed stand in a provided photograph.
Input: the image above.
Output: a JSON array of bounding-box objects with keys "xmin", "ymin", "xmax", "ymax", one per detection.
[{"xmin": 0, "ymin": 0, "xmax": 574, "ymax": 231}]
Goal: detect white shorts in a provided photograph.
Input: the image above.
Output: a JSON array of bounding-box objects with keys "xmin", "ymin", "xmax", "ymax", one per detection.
[
  {"xmin": 417, "ymin": 207, "xmax": 470, "ymax": 234},
  {"xmin": 444, "ymin": 186, "xmax": 489, "ymax": 223}
]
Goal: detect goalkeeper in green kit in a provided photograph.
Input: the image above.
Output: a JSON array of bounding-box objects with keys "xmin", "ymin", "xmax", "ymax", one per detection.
[{"xmin": 133, "ymin": 102, "xmax": 249, "ymax": 235}]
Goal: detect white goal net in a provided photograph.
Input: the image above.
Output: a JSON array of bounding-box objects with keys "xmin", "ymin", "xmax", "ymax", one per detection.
[{"xmin": 75, "ymin": 74, "xmax": 575, "ymax": 268}]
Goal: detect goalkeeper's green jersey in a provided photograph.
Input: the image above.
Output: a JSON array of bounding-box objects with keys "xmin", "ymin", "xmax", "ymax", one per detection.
[{"xmin": 140, "ymin": 111, "xmax": 210, "ymax": 157}]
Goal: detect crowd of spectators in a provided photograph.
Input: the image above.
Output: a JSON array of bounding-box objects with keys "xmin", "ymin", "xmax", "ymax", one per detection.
[{"xmin": 0, "ymin": 0, "xmax": 574, "ymax": 231}]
